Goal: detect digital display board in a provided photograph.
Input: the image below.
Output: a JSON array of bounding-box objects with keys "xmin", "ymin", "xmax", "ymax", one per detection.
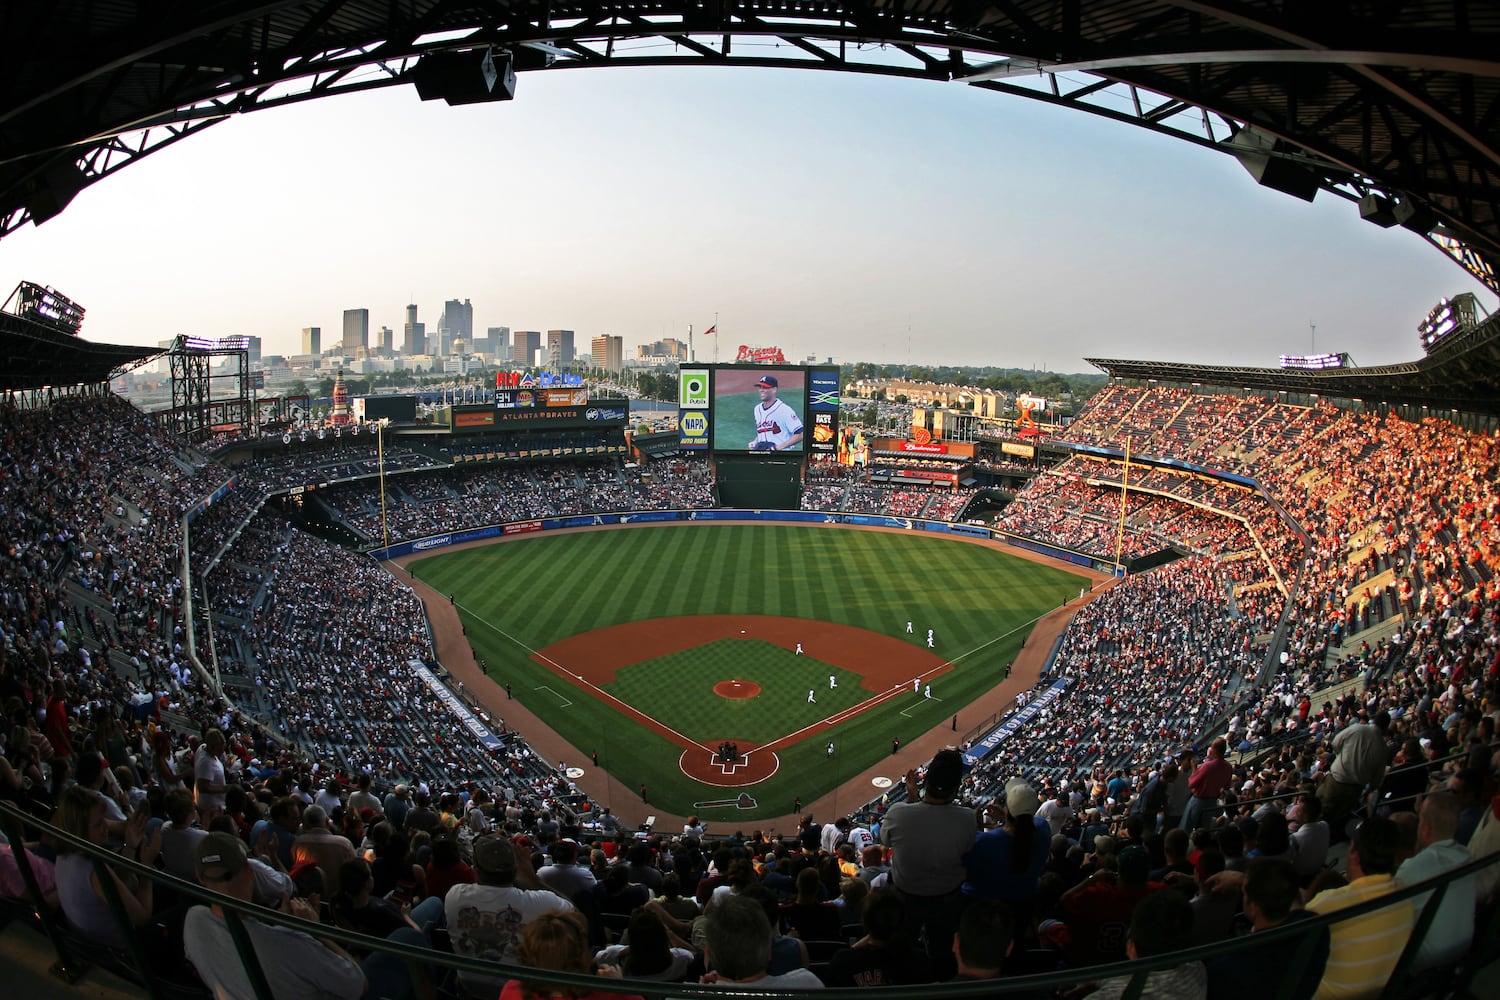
[
  {"xmin": 711, "ymin": 366, "xmax": 807, "ymax": 454},
  {"xmin": 807, "ymin": 367, "xmax": 839, "ymax": 454}
]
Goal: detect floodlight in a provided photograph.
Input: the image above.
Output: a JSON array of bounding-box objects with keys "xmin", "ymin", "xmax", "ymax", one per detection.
[{"xmin": 412, "ymin": 48, "xmax": 516, "ymax": 106}]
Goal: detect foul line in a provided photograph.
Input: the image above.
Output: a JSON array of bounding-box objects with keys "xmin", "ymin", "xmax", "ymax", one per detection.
[
  {"xmin": 900, "ymin": 696, "xmax": 944, "ymax": 717},
  {"xmin": 463, "ymin": 605, "xmax": 714, "ymax": 755},
  {"xmin": 944, "ymin": 612, "xmax": 1052, "ymax": 668},
  {"xmin": 533, "ymin": 685, "xmax": 573, "ymax": 707}
]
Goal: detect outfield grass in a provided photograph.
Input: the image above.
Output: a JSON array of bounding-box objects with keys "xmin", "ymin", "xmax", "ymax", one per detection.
[{"xmin": 409, "ymin": 524, "xmax": 1085, "ymax": 820}]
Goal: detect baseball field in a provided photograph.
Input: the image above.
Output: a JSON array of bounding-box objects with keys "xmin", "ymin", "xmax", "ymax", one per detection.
[{"xmin": 408, "ymin": 523, "xmax": 1086, "ymax": 821}]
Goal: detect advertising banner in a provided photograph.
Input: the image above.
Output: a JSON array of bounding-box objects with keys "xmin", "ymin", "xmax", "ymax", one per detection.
[
  {"xmin": 545, "ymin": 389, "xmax": 589, "ymax": 407},
  {"xmin": 498, "ymin": 371, "xmax": 584, "ymax": 388},
  {"xmin": 810, "ymin": 411, "xmax": 837, "ymax": 453},
  {"xmin": 680, "ymin": 369, "xmax": 709, "ymax": 409},
  {"xmin": 679, "ymin": 408, "xmax": 710, "ymax": 450},
  {"xmin": 733, "ymin": 345, "xmax": 787, "ymax": 364},
  {"xmin": 1001, "ymin": 441, "xmax": 1035, "ymax": 458},
  {"xmin": 489, "ymin": 405, "xmax": 613, "ymax": 426},
  {"xmin": 618, "ymin": 511, "xmax": 683, "ymax": 524},
  {"xmin": 844, "ymin": 515, "xmax": 916, "ymax": 529},
  {"xmin": 410, "ymin": 662, "xmax": 504, "ymax": 750},
  {"xmin": 962, "ymin": 679, "xmax": 1071, "ymax": 766},
  {"xmin": 550, "ymin": 514, "xmax": 624, "ymax": 529},
  {"xmin": 454, "ymin": 411, "xmax": 496, "ymax": 429},
  {"xmin": 892, "ymin": 468, "xmax": 958, "ymax": 483},
  {"xmin": 809, "ymin": 368, "xmax": 840, "ymax": 412},
  {"xmin": 495, "ymin": 389, "xmax": 517, "ymax": 409},
  {"xmin": 900, "ymin": 441, "xmax": 949, "ymax": 454}
]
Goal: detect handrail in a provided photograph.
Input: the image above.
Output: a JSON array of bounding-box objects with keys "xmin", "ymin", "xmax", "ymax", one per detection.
[{"xmin": 4, "ymin": 799, "xmax": 1496, "ymax": 1000}]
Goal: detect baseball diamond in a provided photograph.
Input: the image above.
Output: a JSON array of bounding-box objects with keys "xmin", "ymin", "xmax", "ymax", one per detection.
[{"xmin": 406, "ymin": 522, "xmax": 1090, "ymax": 820}]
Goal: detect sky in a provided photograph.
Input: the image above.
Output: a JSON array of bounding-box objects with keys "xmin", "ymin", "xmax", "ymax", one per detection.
[{"xmin": 1, "ymin": 63, "xmax": 1491, "ymax": 374}]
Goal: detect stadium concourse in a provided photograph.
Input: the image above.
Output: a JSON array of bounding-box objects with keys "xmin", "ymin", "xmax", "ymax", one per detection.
[{"xmin": 0, "ymin": 386, "xmax": 1496, "ymax": 997}]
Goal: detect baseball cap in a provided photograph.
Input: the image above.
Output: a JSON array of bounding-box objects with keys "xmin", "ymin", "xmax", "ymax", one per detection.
[
  {"xmin": 1117, "ymin": 844, "xmax": 1150, "ymax": 883},
  {"xmin": 197, "ymin": 831, "xmax": 249, "ymax": 883},
  {"xmin": 923, "ymin": 748, "xmax": 966, "ymax": 798},
  {"xmin": 289, "ymin": 859, "xmax": 324, "ymax": 896},
  {"xmin": 1004, "ymin": 778, "xmax": 1041, "ymax": 816},
  {"xmin": 755, "ymin": 375, "xmax": 778, "ymax": 388},
  {"xmin": 472, "ymin": 835, "xmax": 518, "ymax": 880}
]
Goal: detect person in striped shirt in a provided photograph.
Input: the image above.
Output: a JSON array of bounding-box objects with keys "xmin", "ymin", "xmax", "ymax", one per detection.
[{"xmin": 1304, "ymin": 815, "xmax": 1413, "ymax": 999}]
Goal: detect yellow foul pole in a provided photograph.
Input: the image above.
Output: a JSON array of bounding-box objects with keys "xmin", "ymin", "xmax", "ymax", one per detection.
[
  {"xmin": 378, "ymin": 419, "xmax": 390, "ymax": 551},
  {"xmin": 1113, "ymin": 433, "xmax": 1132, "ymax": 571}
]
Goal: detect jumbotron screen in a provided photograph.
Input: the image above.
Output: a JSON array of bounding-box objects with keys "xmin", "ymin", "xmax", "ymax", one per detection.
[
  {"xmin": 711, "ymin": 366, "xmax": 808, "ymax": 454},
  {"xmin": 677, "ymin": 364, "xmax": 838, "ymax": 456}
]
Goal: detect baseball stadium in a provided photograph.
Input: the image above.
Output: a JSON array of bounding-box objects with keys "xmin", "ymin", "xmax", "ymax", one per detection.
[{"xmin": 2, "ymin": 3, "xmax": 1500, "ymax": 1000}]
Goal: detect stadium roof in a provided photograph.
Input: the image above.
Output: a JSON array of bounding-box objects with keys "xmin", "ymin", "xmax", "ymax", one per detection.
[
  {"xmin": 2, "ymin": 2, "xmax": 1499, "ymax": 291},
  {"xmin": 0, "ymin": 310, "xmax": 159, "ymax": 391},
  {"xmin": 1087, "ymin": 310, "xmax": 1500, "ymax": 416}
]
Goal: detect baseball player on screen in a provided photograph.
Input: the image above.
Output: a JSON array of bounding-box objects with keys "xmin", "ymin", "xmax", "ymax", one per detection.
[{"xmin": 747, "ymin": 374, "xmax": 804, "ymax": 451}]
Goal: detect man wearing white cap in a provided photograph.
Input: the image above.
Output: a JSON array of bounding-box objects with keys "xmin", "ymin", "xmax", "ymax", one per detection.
[{"xmin": 963, "ymin": 777, "xmax": 1049, "ymax": 924}]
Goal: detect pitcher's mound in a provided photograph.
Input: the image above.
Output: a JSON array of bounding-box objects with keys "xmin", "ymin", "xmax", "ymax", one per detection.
[{"xmin": 713, "ymin": 679, "xmax": 761, "ymax": 699}]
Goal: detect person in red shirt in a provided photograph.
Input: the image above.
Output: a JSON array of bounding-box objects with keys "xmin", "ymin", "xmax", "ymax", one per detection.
[
  {"xmin": 1057, "ymin": 844, "xmax": 1163, "ymax": 966},
  {"xmin": 43, "ymin": 680, "xmax": 73, "ymax": 760},
  {"xmin": 1181, "ymin": 738, "xmax": 1233, "ymax": 831}
]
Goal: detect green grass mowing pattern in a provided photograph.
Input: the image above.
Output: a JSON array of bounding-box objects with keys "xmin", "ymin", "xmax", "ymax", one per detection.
[{"xmin": 411, "ymin": 523, "xmax": 1086, "ymax": 821}]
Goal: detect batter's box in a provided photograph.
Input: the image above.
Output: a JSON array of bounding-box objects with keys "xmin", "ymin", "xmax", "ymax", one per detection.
[{"xmin": 691, "ymin": 792, "xmax": 759, "ymax": 810}]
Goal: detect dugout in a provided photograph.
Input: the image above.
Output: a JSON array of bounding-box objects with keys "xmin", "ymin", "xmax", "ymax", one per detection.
[{"xmin": 714, "ymin": 453, "xmax": 802, "ymax": 509}]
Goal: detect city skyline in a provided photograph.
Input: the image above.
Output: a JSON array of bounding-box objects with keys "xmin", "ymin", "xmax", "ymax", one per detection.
[{"xmin": 0, "ymin": 65, "xmax": 1491, "ymax": 375}]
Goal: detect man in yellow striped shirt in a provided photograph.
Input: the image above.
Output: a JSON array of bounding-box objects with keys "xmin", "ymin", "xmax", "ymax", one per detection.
[{"xmin": 1306, "ymin": 815, "xmax": 1414, "ymax": 999}]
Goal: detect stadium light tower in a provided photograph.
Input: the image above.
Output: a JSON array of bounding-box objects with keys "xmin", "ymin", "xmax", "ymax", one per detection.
[
  {"xmin": 1417, "ymin": 293, "xmax": 1481, "ymax": 353},
  {"xmin": 377, "ymin": 417, "xmax": 391, "ymax": 551}
]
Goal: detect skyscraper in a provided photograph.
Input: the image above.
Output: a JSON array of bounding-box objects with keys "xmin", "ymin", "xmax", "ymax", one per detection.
[
  {"xmin": 513, "ymin": 330, "xmax": 541, "ymax": 367},
  {"xmin": 302, "ymin": 326, "xmax": 321, "ymax": 355},
  {"xmin": 342, "ymin": 309, "xmax": 368, "ymax": 354},
  {"xmin": 486, "ymin": 326, "xmax": 510, "ymax": 362},
  {"xmin": 403, "ymin": 304, "xmax": 425, "ymax": 356},
  {"xmin": 591, "ymin": 334, "xmax": 623, "ymax": 373},
  {"xmin": 378, "ymin": 326, "xmax": 393, "ymax": 353},
  {"xmin": 546, "ymin": 329, "xmax": 575, "ymax": 368},
  {"xmin": 439, "ymin": 298, "xmax": 473, "ymax": 355}
]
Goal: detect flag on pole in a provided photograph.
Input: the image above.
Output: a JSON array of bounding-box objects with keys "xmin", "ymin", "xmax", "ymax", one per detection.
[{"xmin": 703, "ymin": 324, "xmax": 716, "ymax": 336}]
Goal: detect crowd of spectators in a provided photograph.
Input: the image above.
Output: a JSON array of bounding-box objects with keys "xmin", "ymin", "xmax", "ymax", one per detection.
[
  {"xmin": 1, "ymin": 386, "xmax": 1497, "ymax": 1000},
  {"xmin": 304, "ymin": 458, "xmax": 717, "ymax": 544},
  {"xmin": 803, "ymin": 482, "xmax": 978, "ymax": 518}
]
